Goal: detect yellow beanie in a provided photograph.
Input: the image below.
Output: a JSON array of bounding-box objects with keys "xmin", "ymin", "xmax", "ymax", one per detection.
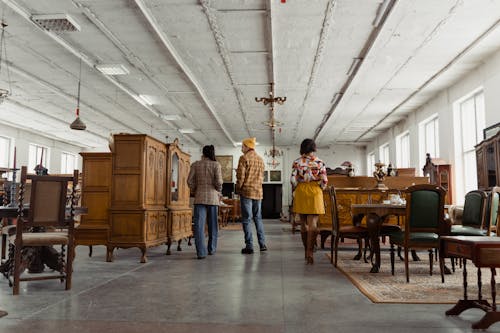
[{"xmin": 242, "ymin": 137, "xmax": 256, "ymax": 149}]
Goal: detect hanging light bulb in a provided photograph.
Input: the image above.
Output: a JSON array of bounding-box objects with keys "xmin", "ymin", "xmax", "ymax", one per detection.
[{"xmin": 70, "ymin": 58, "xmax": 86, "ymax": 130}]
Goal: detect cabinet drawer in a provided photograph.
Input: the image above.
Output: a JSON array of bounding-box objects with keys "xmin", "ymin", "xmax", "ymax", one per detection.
[{"xmin": 445, "ymin": 242, "xmax": 472, "ymax": 259}]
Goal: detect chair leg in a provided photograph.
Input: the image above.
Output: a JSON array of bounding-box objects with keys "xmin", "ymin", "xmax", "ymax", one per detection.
[
  {"xmin": 333, "ymin": 234, "xmax": 339, "ymax": 267},
  {"xmin": 65, "ymin": 244, "xmax": 74, "ymax": 290},
  {"xmin": 390, "ymin": 243, "xmax": 395, "ymax": 275},
  {"xmin": 363, "ymin": 237, "xmax": 369, "ymax": 263},
  {"xmin": 13, "ymin": 244, "xmax": 21, "ymax": 295},
  {"xmin": 404, "ymin": 246, "xmax": 410, "ymax": 283},
  {"xmin": 428, "ymin": 249, "xmax": 434, "ymax": 276}
]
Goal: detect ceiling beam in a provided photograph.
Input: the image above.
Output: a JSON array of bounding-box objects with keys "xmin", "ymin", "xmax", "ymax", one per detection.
[
  {"xmin": 313, "ymin": 0, "xmax": 397, "ymax": 143},
  {"xmin": 199, "ymin": 0, "xmax": 252, "ymax": 140},
  {"xmin": 134, "ymin": 0, "xmax": 237, "ymax": 146}
]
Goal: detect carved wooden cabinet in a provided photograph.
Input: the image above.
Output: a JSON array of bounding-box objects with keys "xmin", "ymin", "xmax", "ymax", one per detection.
[
  {"xmin": 165, "ymin": 139, "xmax": 192, "ymax": 254},
  {"xmin": 476, "ymin": 131, "xmax": 500, "ymax": 190},
  {"xmin": 108, "ymin": 134, "xmax": 168, "ymax": 263},
  {"xmin": 75, "ymin": 152, "xmax": 112, "ymax": 251}
]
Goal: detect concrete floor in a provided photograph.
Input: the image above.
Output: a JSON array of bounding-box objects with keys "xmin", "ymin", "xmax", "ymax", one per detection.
[{"xmin": 0, "ymin": 220, "xmax": 498, "ymax": 333}]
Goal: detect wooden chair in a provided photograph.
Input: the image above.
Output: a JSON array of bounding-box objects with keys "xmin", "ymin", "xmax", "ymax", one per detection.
[
  {"xmin": 389, "ymin": 184, "xmax": 446, "ymax": 283},
  {"xmin": 328, "ymin": 186, "xmax": 369, "ymax": 267},
  {"xmin": 9, "ymin": 166, "xmax": 78, "ymax": 295}
]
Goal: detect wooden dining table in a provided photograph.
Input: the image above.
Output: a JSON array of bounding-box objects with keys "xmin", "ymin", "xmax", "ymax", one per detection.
[{"xmin": 351, "ymin": 203, "xmax": 406, "ymax": 273}]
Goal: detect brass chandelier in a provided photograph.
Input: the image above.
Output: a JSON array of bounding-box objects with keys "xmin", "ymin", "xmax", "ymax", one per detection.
[{"xmin": 255, "ymin": 83, "xmax": 286, "ymax": 169}]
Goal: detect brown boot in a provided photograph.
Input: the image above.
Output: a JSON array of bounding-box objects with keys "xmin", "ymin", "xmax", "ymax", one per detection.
[
  {"xmin": 301, "ymin": 232, "xmax": 308, "ymax": 259},
  {"xmin": 306, "ymin": 230, "xmax": 319, "ymax": 264}
]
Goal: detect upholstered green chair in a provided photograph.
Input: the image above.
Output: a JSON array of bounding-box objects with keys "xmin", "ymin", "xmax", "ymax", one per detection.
[
  {"xmin": 389, "ymin": 184, "xmax": 446, "ymax": 283},
  {"xmin": 450, "ymin": 190, "xmax": 488, "ymax": 236},
  {"xmin": 328, "ymin": 186, "xmax": 369, "ymax": 267},
  {"xmin": 487, "ymin": 187, "xmax": 500, "ymax": 236}
]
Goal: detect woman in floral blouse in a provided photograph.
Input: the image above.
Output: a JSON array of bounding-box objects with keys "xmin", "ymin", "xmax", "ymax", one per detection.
[{"xmin": 290, "ymin": 138, "xmax": 328, "ymax": 264}]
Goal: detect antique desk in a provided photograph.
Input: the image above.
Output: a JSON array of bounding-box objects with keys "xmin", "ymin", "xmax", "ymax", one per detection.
[
  {"xmin": 351, "ymin": 203, "xmax": 406, "ymax": 273},
  {"xmin": 440, "ymin": 236, "xmax": 500, "ymax": 329}
]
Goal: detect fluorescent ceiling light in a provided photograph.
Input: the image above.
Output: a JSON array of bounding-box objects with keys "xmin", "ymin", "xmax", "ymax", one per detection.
[
  {"xmin": 95, "ymin": 64, "xmax": 129, "ymax": 75},
  {"xmin": 138, "ymin": 94, "xmax": 156, "ymax": 106},
  {"xmin": 179, "ymin": 128, "xmax": 195, "ymax": 134},
  {"xmin": 161, "ymin": 114, "xmax": 181, "ymax": 121}
]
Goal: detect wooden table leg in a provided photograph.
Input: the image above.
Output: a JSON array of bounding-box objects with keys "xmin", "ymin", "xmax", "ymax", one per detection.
[{"xmin": 365, "ymin": 213, "xmax": 382, "ymax": 273}]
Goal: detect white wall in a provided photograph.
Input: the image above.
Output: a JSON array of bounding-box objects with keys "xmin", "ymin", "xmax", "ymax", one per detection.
[
  {"xmin": 0, "ymin": 123, "xmax": 83, "ymax": 174},
  {"xmin": 365, "ymin": 48, "xmax": 500, "ymax": 204}
]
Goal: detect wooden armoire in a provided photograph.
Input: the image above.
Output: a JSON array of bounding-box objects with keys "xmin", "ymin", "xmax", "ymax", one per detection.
[
  {"xmin": 165, "ymin": 139, "xmax": 193, "ymax": 254},
  {"xmin": 107, "ymin": 134, "xmax": 168, "ymax": 263},
  {"xmin": 476, "ymin": 130, "xmax": 500, "ymax": 190},
  {"xmin": 76, "ymin": 134, "xmax": 192, "ymax": 263}
]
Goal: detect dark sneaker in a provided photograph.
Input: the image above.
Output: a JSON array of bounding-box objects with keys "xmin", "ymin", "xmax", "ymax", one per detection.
[
  {"xmin": 241, "ymin": 248, "xmax": 254, "ymax": 254},
  {"xmin": 197, "ymin": 256, "xmax": 206, "ymax": 260},
  {"xmin": 260, "ymin": 245, "xmax": 268, "ymax": 252}
]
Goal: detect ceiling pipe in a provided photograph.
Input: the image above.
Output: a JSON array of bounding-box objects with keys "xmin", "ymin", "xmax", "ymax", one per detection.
[
  {"xmin": 313, "ymin": 0, "xmax": 397, "ymax": 142},
  {"xmin": 135, "ymin": 0, "xmax": 236, "ymax": 146}
]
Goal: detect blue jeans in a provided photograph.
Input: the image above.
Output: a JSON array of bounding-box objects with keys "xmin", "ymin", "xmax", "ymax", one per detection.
[
  {"xmin": 193, "ymin": 204, "xmax": 218, "ymax": 257},
  {"xmin": 240, "ymin": 196, "xmax": 266, "ymax": 249}
]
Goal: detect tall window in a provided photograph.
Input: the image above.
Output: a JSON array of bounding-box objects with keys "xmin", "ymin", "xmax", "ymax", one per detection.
[
  {"xmin": 61, "ymin": 152, "xmax": 77, "ymax": 174},
  {"xmin": 456, "ymin": 91, "xmax": 485, "ymax": 200},
  {"xmin": 396, "ymin": 131, "xmax": 410, "ymax": 168},
  {"xmin": 379, "ymin": 143, "xmax": 390, "ymax": 165},
  {"xmin": 419, "ymin": 115, "xmax": 439, "ymax": 169},
  {"xmin": 0, "ymin": 136, "xmax": 11, "ymax": 168},
  {"xmin": 28, "ymin": 144, "xmax": 48, "ymax": 172},
  {"xmin": 367, "ymin": 152, "xmax": 376, "ymax": 176}
]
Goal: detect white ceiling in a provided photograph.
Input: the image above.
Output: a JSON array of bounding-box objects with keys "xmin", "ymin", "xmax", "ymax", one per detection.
[{"xmin": 0, "ymin": 0, "xmax": 499, "ymax": 149}]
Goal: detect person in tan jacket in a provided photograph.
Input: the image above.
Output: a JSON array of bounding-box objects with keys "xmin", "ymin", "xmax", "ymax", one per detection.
[
  {"xmin": 187, "ymin": 145, "xmax": 223, "ymax": 259},
  {"xmin": 236, "ymin": 137, "xmax": 267, "ymax": 254}
]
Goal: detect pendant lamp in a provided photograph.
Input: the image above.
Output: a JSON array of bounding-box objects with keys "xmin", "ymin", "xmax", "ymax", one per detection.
[{"xmin": 70, "ymin": 58, "xmax": 86, "ymax": 130}]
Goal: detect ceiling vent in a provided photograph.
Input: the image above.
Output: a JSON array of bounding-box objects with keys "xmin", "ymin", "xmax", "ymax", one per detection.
[{"xmin": 31, "ymin": 14, "xmax": 81, "ymax": 32}]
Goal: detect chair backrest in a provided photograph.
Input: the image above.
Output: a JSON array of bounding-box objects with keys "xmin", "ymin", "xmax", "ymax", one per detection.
[
  {"xmin": 488, "ymin": 187, "xmax": 500, "ymax": 235},
  {"xmin": 328, "ymin": 186, "xmax": 340, "ymax": 235},
  {"xmin": 18, "ymin": 166, "xmax": 78, "ymax": 229},
  {"xmin": 462, "ymin": 190, "xmax": 488, "ymax": 229},
  {"xmin": 405, "ymin": 184, "xmax": 445, "ymax": 232}
]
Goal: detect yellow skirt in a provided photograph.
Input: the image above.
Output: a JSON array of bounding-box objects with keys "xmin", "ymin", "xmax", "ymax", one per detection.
[{"xmin": 293, "ymin": 182, "xmax": 325, "ymax": 215}]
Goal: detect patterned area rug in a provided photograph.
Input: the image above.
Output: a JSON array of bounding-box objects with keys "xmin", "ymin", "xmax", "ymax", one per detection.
[{"xmin": 327, "ymin": 248, "xmax": 495, "ymax": 304}]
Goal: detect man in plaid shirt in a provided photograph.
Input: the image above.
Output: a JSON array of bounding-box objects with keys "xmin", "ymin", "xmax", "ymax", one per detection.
[{"xmin": 236, "ymin": 137, "xmax": 268, "ymax": 254}]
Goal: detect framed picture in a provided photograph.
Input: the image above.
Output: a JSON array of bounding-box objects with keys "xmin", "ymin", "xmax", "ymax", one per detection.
[
  {"xmin": 269, "ymin": 170, "xmax": 281, "ymax": 182},
  {"xmin": 215, "ymin": 155, "xmax": 233, "ymax": 182},
  {"xmin": 263, "ymin": 170, "xmax": 268, "ymax": 182},
  {"xmin": 483, "ymin": 122, "xmax": 500, "ymax": 140}
]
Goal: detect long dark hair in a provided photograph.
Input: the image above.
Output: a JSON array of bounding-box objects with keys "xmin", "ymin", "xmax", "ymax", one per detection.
[
  {"xmin": 300, "ymin": 138, "xmax": 316, "ymax": 155},
  {"xmin": 202, "ymin": 145, "xmax": 216, "ymax": 161}
]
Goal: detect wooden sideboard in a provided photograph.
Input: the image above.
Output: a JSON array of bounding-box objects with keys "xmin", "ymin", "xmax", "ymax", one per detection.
[{"xmin": 476, "ymin": 130, "xmax": 500, "ymax": 190}]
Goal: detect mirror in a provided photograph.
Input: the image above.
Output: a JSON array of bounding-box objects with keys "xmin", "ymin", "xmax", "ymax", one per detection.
[{"xmin": 171, "ymin": 153, "xmax": 179, "ymax": 201}]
